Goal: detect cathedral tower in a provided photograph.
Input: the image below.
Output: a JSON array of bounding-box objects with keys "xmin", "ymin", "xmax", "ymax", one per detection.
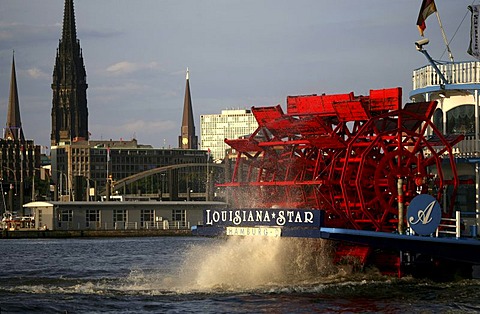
[
  {"xmin": 51, "ymin": 0, "xmax": 88, "ymax": 146},
  {"xmin": 179, "ymin": 69, "xmax": 198, "ymax": 149},
  {"xmin": 4, "ymin": 53, "xmax": 25, "ymax": 142}
]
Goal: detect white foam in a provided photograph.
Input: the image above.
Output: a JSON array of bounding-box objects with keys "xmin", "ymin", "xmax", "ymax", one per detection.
[{"xmin": 172, "ymin": 236, "xmax": 338, "ymax": 293}]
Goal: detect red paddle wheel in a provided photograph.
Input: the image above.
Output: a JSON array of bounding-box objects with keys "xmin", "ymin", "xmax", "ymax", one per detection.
[{"xmin": 221, "ymin": 87, "xmax": 463, "ymax": 232}]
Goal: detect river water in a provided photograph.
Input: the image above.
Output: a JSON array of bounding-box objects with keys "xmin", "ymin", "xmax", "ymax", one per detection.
[{"xmin": 0, "ymin": 236, "xmax": 479, "ymax": 313}]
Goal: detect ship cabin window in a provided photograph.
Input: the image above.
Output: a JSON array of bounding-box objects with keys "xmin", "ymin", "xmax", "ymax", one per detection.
[
  {"xmin": 446, "ymin": 104, "xmax": 475, "ymax": 135},
  {"xmin": 433, "ymin": 108, "xmax": 443, "ymax": 133}
]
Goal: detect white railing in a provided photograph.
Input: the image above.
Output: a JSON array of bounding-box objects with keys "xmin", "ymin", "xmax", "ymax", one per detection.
[
  {"xmin": 124, "ymin": 222, "xmax": 138, "ymax": 230},
  {"xmin": 436, "ymin": 211, "xmax": 461, "ymax": 238},
  {"xmin": 453, "ymin": 136, "xmax": 479, "ymax": 157},
  {"xmin": 408, "ymin": 211, "xmax": 464, "ymax": 238},
  {"xmin": 413, "ymin": 61, "xmax": 480, "ymax": 90},
  {"xmin": 143, "ymin": 221, "xmax": 165, "ymax": 229},
  {"xmin": 55, "ymin": 220, "xmax": 191, "ymax": 231},
  {"xmin": 169, "ymin": 221, "xmax": 190, "ymax": 229}
]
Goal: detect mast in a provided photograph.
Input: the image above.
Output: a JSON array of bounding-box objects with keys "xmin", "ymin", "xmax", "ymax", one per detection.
[{"xmin": 435, "ymin": 11, "xmax": 454, "ymax": 62}]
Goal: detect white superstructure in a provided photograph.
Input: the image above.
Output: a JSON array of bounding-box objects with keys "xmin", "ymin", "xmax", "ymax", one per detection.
[{"xmin": 410, "ymin": 60, "xmax": 480, "ymax": 222}]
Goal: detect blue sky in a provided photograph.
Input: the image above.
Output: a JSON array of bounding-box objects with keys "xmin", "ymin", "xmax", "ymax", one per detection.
[{"xmin": 0, "ymin": 0, "xmax": 476, "ymax": 149}]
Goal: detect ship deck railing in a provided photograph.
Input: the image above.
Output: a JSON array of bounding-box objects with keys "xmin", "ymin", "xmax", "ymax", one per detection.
[
  {"xmin": 453, "ymin": 136, "xmax": 479, "ymax": 157},
  {"xmin": 435, "ymin": 211, "xmax": 462, "ymax": 238},
  {"xmin": 413, "ymin": 61, "xmax": 480, "ymax": 90},
  {"xmin": 407, "ymin": 211, "xmax": 468, "ymax": 239}
]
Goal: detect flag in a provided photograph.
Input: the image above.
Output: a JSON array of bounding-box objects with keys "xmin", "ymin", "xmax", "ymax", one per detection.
[
  {"xmin": 416, "ymin": 0, "xmax": 437, "ymax": 36},
  {"xmin": 107, "ymin": 147, "xmax": 110, "ymax": 162},
  {"xmin": 468, "ymin": 5, "xmax": 480, "ymax": 60}
]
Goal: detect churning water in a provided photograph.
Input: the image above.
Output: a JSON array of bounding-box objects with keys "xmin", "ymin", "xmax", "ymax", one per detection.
[{"xmin": 1, "ymin": 236, "xmax": 480, "ymax": 313}]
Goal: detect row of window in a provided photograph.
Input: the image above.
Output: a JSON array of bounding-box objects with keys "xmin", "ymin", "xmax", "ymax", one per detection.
[
  {"xmin": 71, "ymin": 156, "xmax": 203, "ymax": 164},
  {"xmin": 59, "ymin": 209, "xmax": 185, "ymax": 224},
  {"xmin": 70, "ymin": 148, "xmax": 205, "ymax": 156},
  {"xmin": 201, "ymin": 114, "xmax": 255, "ymax": 124}
]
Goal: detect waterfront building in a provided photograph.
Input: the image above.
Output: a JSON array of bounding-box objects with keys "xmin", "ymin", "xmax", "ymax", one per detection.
[
  {"xmin": 23, "ymin": 200, "xmax": 227, "ymax": 231},
  {"xmin": 179, "ymin": 69, "xmax": 198, "ymax": 149},
  {"xmin": 0, "ymin": 54, "xmax": 41, "ymax": 215},
  {"xmin": 200, "ymin": 109, "xmax": 258, "ymax": 161},
  {"xmin": 410, "ymin": 58, "xmax": 480, "ymax": 221}
]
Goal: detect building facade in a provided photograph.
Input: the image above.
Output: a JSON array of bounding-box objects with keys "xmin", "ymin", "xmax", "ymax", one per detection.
[
  {"xmin": 200, "ymin": 109, "xmax": 258, "ymax": 161},
  {"xmin": 51, "ymin": 139, "xmax": 211, "ymax": 201},
  {"xmin": 24, "ymin": 201, "xmax": 227, "ymax": 231}
]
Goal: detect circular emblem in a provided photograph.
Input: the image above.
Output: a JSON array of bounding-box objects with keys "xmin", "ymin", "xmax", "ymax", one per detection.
[{"xmin": 407, "ymin": 194, "xmax": 442, "ymax": 236}]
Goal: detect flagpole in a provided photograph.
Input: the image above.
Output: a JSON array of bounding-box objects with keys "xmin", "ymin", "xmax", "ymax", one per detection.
[
  {"xmin": 106, "ymin": 147, "xmax": 110, "ymax": 201},
  {"xmin": 435, "ymin": 11, "xmax": 454, "ymax": 62}
]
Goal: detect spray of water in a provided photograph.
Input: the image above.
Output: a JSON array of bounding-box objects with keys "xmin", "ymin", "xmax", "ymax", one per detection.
[
  {"xmin": 173, "ymin": 236, "xmax": 339, "ymax": 293},
  {"xmin": 115, "ymin": 236, "xmax": 387, "ymax": 295}
]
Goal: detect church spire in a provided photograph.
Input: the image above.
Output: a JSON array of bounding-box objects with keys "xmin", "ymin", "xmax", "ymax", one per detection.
[
  {"xmin": 4, "ymin": 52, "xmax": 25, "ymax": 142},
  {"xmin": 179, "ymin": 68, "xmax": 198, "ymax": 149},
  {"xmin": 51, "ymin": 0, "xmax": 89, "ymax": 146},
  {"xmin": 61, "ymin": 0, "xmax": 77, "ymax": 47}
]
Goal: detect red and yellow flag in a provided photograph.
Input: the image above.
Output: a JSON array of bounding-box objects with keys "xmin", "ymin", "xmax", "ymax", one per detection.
[{"xmin": 416, "ymin": 0, "xmax": 437, "ymax": 36}]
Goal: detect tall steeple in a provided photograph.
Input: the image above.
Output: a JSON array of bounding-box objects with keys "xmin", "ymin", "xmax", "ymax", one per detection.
[
  {"xmin": 51, "ymin": 0, "xmax": 88, "ymax": 146},
  {"xmin": 179, "ymin": 68, "xmax": 198, "ymax": 149},
  {"xmin": 4, "ymin": 52, "xmax": 25, "ymax": 142}
]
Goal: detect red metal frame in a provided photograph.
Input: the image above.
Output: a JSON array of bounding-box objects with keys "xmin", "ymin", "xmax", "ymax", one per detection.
[{"xmin": 221, "ymin": 87, "xmax": 463, "ymax": 232}]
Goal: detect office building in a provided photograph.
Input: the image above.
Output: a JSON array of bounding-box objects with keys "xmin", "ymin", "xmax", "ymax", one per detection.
[{"xmin": 200, "ymin": 109, "xmax": 258, "ymax": 161}]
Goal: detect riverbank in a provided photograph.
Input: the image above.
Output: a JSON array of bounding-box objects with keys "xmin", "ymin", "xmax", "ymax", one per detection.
[{"xmin": 0, "ymin": 229, "xmax": 192, "ymax": 239}]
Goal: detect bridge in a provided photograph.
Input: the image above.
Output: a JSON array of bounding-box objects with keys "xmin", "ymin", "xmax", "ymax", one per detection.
[{"xmin": 101, "ymin": 163, "xmax": 226, "ymax": 200}]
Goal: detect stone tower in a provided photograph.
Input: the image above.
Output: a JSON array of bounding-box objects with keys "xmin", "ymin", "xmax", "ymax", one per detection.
[
  {"xmin": 179, "ymin": 69, "xmax": 198, "ymax": 149},
  {"xmin": 4, "ymin": 53, "xmax": 25, "ymax": 142},
  {"xmin": 51, "ymin": 0, "xmax": 88, "ymax": 146}
]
